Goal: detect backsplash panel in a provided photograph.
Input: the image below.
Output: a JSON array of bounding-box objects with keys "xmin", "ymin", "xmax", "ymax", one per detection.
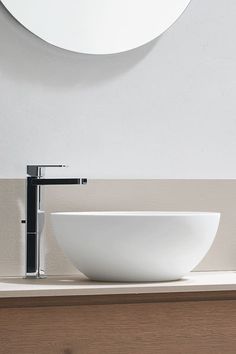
[{"xmin": 0, "ymin": 179, "xmax": 236, "ymax": 277}]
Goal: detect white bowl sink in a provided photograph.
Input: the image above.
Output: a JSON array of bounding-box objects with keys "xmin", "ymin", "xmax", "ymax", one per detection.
[{"xmin": 50, "ymin": 212, "xmax": 220, "ymax": 282}]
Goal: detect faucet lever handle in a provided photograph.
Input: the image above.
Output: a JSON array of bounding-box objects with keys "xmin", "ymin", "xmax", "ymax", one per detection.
[{"xmin": 27, "ymin": 164, "xmax": 67, "ymax": 177}]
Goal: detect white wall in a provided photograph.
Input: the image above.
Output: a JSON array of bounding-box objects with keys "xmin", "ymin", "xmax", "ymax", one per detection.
[{"xmin": 0, "ymin": 0, "xmax": 236, "ymax": 178}]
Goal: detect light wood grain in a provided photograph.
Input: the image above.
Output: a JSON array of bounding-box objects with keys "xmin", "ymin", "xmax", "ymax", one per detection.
[
  {"xmin": 0, "ymin": 290, "xmax": 236, "ymax": 308},
  {"xmin": 0, "ymin": 293, "xmax": 236, "ymax": 354}
]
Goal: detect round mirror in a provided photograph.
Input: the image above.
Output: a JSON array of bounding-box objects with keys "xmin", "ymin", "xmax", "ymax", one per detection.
[{"xmin": 1, "ymin": 0, "xmax": 191, "ymax": 54}]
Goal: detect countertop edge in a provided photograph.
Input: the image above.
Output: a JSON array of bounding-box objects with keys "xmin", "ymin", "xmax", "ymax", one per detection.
[
  {"xmin": 0, "ymin": 283, "xmax": 236, "ymax": 299},
  {"xmin": 0, "ymin": 272, "xmax": 236, "ymax": 299}
]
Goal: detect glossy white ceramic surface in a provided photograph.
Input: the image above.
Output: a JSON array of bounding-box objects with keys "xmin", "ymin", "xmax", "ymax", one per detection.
[
  {"xmin": 51, "ymin": 212, "xmax": 220, "ymax": 282},
  {"xmin": 1, "ymin": 0, "xmax": 191, "ymax": 54}
]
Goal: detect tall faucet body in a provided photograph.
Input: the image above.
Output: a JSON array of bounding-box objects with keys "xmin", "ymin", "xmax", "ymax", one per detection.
[{"xmin": 24, "ymin": 165, "xmax": 87, "ymax": 278}]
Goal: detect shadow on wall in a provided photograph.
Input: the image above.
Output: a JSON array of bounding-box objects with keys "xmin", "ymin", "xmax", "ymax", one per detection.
[{"xmin": 0, "ymin": 3, "xmax": 157, "ymax": 88}]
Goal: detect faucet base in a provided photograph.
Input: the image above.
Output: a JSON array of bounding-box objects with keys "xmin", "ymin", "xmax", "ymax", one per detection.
[{"xmin": 25, "ymin": 272, "xmax": 47, "ymax": 279}]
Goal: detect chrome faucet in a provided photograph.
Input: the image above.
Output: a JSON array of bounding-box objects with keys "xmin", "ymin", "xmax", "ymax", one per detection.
[{"xmin": 21, "ymin": 164, "xmax": 87, "ymax": 279}]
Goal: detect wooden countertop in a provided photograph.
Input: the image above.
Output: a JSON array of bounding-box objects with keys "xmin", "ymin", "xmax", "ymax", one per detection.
[{"xmin": 0, "ymin": 271, "xmax": 235, "ymax": 299}]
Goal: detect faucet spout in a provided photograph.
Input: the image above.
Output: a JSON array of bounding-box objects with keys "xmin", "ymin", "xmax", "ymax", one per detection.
[{"xmin": 32, "ymin": 178, "xmax": 87, "ymax": 186}]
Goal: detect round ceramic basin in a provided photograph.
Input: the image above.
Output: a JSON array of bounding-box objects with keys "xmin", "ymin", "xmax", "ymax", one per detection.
[{"xmin": 50, "ymin": 211, "xmax": 220, "ymax": 282}]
